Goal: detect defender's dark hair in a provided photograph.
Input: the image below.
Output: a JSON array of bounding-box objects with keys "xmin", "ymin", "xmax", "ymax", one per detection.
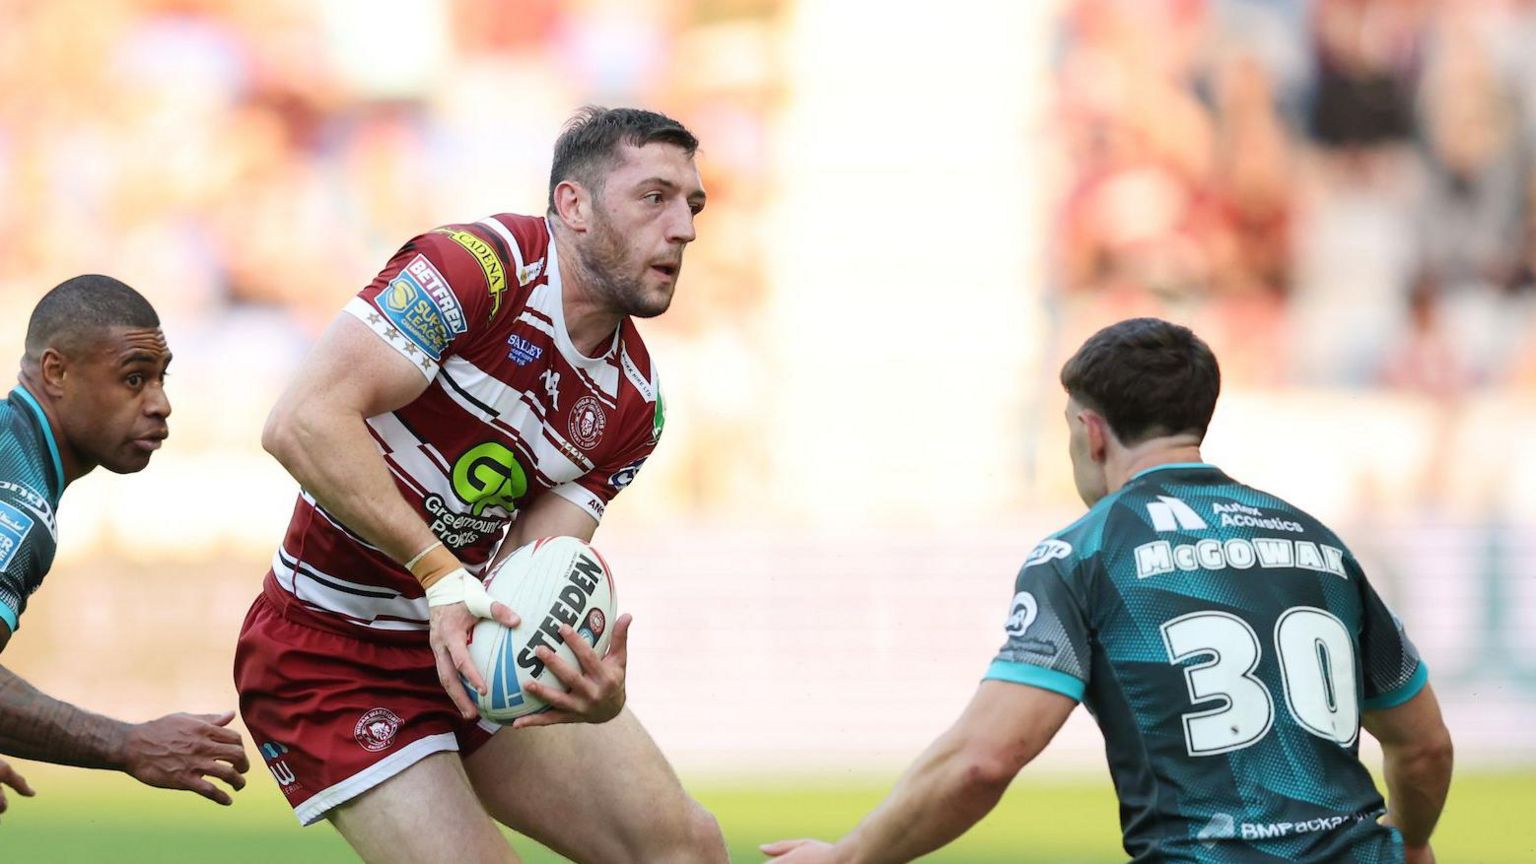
[
  {"xmin": 547, "ymin": 106, "xmax": 699, "ymax": 211},
  {"xmin": 25, "ymin": 275, "xmax": 159, "ymax": 361},
  {"xmin": 1060, "ymin": 318, "xmax": 1221, "ymax": 445}
]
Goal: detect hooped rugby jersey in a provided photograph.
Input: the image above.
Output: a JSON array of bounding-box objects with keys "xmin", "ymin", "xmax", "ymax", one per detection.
[
  {"xmin": 266, "ymin": 215, "xmax": 663, "ymax": 640},
  {"xmin": 987, "ymin": 464, "xmax": 1424, "ymax": 863},
  {"xmin": 0, "ymin": 387, "xmax": 64, "ymax": 634}
]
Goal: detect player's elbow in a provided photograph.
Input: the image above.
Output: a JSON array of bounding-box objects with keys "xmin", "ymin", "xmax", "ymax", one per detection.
[
  {"xmin": 1386, "ymin": 723, "xmax": 1454, "ymax": 780},
  {"xmin": 1412, "ymin": 725, "xmax": 1455, "ymax": 776},
  {"xmin": 958, "ymin": 745, "xmax": 1023, "ymax": 795},
  {"xmin": 260, "ymin": 405, "xmax": 292, "ymax": 462},
  {"xmin": 261, "ymin": 399, "xmax": 310, "ymax": 468}
]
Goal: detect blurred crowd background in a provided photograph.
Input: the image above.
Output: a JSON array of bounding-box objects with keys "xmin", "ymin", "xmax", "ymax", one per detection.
[{"xmin": 0, "ymin": 0, "xmax": 1530, "ymax": 790}]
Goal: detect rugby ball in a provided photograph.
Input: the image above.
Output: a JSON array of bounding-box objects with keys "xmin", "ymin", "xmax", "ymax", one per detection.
[{"xmin": 466, "ymin": 536, "xmax": 617, "ymax": 722}]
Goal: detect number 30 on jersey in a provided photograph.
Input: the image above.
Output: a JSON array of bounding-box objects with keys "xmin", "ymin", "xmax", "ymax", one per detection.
[{"xmin": 1161, "ymin": 607, "xmax": 1359, "ymax": 756}]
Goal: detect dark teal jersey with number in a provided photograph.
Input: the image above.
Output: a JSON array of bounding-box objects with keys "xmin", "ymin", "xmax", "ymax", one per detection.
[
  {"xmin": 0, "ymin": 387, "xmax": 65, "ymax": 634},
  {"xmin": 987, "ymin": 463, "xmax": 1423, "ymax": 863}
]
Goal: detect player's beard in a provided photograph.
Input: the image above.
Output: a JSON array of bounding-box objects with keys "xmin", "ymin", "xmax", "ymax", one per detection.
[{"xmin": 580, "ymin": 207, "xmax": 673, "ymax": 319}]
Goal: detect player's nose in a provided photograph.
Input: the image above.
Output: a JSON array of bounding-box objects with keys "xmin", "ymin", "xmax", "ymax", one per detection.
[
  {"xmin": 668, "ymin": 204, "xmax": 696, "ymax": 244},
  {"xmin": 145, "ymin": 382, "xmax": 171, "ymax": 419}
]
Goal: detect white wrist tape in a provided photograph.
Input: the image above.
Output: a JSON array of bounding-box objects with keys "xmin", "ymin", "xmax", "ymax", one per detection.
[{"xmin": 423, "ymin": 568, "xmax": 496, "ymax": 619}]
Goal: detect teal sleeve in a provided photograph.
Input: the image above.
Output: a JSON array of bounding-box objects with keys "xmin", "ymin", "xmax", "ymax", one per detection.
[
  {"xmin": 1362, "ymin": 661, "xmax": 1428, "ymax": 711},
  {"xmin": 984, "ymin": 660, "xmax": 1086, "ymax": 701}
]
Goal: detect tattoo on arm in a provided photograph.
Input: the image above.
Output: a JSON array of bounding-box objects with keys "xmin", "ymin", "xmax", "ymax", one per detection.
[{"xmin": 0, "ymin": 666, "xmax": 127, "ymax": 769}]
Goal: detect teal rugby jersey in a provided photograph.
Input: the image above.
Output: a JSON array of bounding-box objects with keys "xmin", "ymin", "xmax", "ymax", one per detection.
[
  {"xmin": 987, "ymin": 463, "xmax": 1424, "ymax": 863},
  {"xmin": 0, "ymin": 387, "xmax": 64, "ymax": 634}
]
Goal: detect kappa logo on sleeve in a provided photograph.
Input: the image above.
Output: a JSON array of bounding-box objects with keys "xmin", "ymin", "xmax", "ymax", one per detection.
[{"xmin": 0, "ymin": 499, "xmax": 35, "ymax": 571}]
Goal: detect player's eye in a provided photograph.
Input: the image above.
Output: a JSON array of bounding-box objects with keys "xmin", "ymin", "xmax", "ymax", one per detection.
[
  {"xmin": 125, "ymin": 373, "xmax": 144, "ymax": 388},
  {"xmin": 644, "ymin": 192, "xmax": 663, "ymax": 204}
]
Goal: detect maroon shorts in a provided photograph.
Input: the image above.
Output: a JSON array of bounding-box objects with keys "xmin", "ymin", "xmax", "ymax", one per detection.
[{"xmin": 233, "ymin": 588, "xmax": 498, "ymax": 825}]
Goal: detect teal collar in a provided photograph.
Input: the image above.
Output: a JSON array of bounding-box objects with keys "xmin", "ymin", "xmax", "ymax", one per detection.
[
  {"xmin": 1129, "ymin": 461, "xmax": 1217, "ymax": 482},
  {"xmin": 12, "ymin": 386, "xmax": 65, "ymax": 498}
]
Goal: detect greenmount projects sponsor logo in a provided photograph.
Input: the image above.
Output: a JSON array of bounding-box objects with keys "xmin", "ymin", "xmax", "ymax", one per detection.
[
  {"xmin": 424, "ymin": 442, "xmax": 528, "ymax": 548},
  {"xmin": 453, "ymin": 442, "xmax": 527, "ymax": 515}
]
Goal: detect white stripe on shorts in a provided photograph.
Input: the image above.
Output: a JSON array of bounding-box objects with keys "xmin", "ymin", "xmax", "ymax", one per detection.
[{"xmin": 292, "ymin": 732, "xmax": 458, "ymax": 826}]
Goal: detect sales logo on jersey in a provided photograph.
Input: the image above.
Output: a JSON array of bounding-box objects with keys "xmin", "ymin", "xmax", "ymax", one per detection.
[
  {"xmin": 508, "ymin": 333, "xmax": 543, "ymax": 366},
  {"xmin": 452, "ymin": 442, "xmax": 528, "ymax": 516},
  {"xmin": 1145, "ymin": 496, "xmax": 1208, "ymax": 531},
  {"xmin": 1004, "ymin": 591, "xmax": 1038, "ymax": 637},
  {"xmin": 440, "ymin": 229, "xmax": 507, "ymax": 320},
  {"xmin": 353, "ymin": 708, "xmax": 402, "ymax": 752},
  {"xmin": 569, "ymin": 395, "xmax": 607, "ymax": 450},
  {"xmin": 608, "ymin": 457, "xmax": 647, "ymax": 490},
  {"xmin": 0, "ymin": 500, "xmax": 35, "ymax": 571},
  {"xmin": 1023, "ymin": 539, "xmax": 1072, "ymax": 569},
  {"xmin": 379, "ymin": 258, "xmax": 467, "ymax": 361}
]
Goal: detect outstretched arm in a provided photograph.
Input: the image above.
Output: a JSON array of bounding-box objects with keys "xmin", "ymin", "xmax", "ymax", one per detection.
[
  {"xmin": 763, "ymin": 681, "xmax": 1076, "ymax": 863},
  {"xmin": 0, "ymin": 666, "xmax": 248, "ymax": 805}
]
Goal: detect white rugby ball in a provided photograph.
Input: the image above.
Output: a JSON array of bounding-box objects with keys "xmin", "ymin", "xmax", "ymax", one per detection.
[{"xmin": 466, "ymin": 536, "xmax": 617, "ymax": 722}]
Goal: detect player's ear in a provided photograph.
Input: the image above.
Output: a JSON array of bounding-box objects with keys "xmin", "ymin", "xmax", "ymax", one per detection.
[
  {"xmin": 38, "ymin": 347, "xmax": 69, "ymax": 399},
  {"xmin": 552, "ymin": 180, "xmax": 590, "ymax": 232},
  {"xmin": 1083, "ymin": 410, "xmax": 1109, "ymax": 465}
]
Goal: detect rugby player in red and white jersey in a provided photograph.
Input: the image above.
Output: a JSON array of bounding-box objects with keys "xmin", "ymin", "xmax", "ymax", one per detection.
[{"xmin": 232, "ymin": 107, "xmax": 726, "ymax": 863}]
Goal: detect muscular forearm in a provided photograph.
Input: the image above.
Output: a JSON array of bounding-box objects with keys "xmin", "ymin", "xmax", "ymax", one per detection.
[
  {"xmin": 834, "ymin": 733, "xmax": 1012, "ymax": 864},
  {"xmin": 1381, "ymin": 736, "xmax": 1452, "ymax": 847},
  {"xmin": 0, "ymin": 666, "xmax": 128, "ymax": 769},
  {"xmin": 267, "ymin": 407, "xmax": 437, "ymax": 565}
]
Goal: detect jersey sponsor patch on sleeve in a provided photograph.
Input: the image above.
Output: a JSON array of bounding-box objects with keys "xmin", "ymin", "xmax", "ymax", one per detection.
[
  {"xmin": 403, "ymin": 255, "xmax": 466, "ymax": 335},
  {"xmin": 375, "ymin": 258, "xmax": 467, "ymax": 361},
  {"xmin": 1024, "ymin": 539, "xmax": 1072, "ymax": 569},
  {"xmin": 1004, "ymin": 591, "xmax": 1038, "ymax": 637},
  {"xmin": 607, "ymin": 457, "xmax": 647, "ymax": 490},
  {"xmin": 441, "ymin": 230, "xmax": 508, "ymax": 321},
  {"xmin": 0, "ymin": 499, "xmax": 35, "ymax": 571}
]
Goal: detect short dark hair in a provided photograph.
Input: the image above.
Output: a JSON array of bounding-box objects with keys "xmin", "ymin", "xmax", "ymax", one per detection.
[
  {"xmin": 547, "ymin": 106, "xmax": 699, "ymax": 211},
  {"xmin": 25, "ymin": 275, "xmax": 159, "ymax": 361},
  {"xmin": 1060, "ymin": 318, "xmax": 1221, "ymax": 445}
]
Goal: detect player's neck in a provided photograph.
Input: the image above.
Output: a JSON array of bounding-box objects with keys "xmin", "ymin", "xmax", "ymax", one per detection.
[
  {"xmin": 551, "ymin": 230, "xmax": 624, "ymax": 358},
  {"xmin": 14, "ymin": 369, "xmax": 92, "ymax": 486},
  {"xmin": 1106, "ymin": 439, "xmax": 1204, "ymax": 494}
]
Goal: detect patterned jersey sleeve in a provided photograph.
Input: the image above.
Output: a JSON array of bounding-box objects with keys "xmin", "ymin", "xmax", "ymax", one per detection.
[
  {"xmin": 344, "ymin": 230, "xmax": 502, "ymax": 381},
  {"xmin": 0, "ymin": 482, "xmax": 56, "ymax": 633},
  {"xmin": 1357, "ymin": 564, "xmax": 1428, "ymax": 711},
  {"xmin": 549, "ymin": 379, "xmax": 664, "ymax": 524},
  {"xmin": 983, "ymin": 538, "xmax": 1093, "ymax": 702}
]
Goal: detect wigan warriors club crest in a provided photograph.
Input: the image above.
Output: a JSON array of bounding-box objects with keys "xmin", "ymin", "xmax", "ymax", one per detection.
[
  {"xmin": 569, "ymin": 395, "xmax": 607, "ymax": 449},
  {"xmin": 354, "ymin": 707, "xmax": 403, "ymax": 752}
]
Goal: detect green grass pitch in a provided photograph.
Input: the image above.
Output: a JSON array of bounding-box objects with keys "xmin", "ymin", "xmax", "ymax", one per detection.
[{"xmin": 1, "ymin": 766, "xmax": 1530, "ymax": 862}]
